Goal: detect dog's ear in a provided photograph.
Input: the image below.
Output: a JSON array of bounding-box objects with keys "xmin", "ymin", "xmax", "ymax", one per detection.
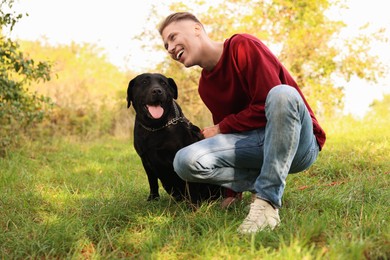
[
  {"xmin": 167, "ymin": 77, "xmax": 178, "ymax": 99},
  {"xmin": 127, "ymin": 78, "xmax": 135, "ymax": 108}
]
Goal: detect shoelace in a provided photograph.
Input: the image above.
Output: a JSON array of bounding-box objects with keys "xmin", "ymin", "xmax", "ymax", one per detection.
[{"xmin": 244, "ymin": 203, "xmax": 266, "ymax": 221}]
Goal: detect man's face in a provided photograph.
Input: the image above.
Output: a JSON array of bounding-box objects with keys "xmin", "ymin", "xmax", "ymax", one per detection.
[{"xmin": 161, "ymin": 20, "xmax": 201, "ymax": 67}]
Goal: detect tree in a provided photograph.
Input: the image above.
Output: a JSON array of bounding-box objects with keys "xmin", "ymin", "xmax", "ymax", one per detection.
[
  {"xmin": 0, "ymin": 0, "xmax": 51, "ymax": 154},
  {"xmin": 141, "ymin": 0, "xmax": 387, "ymax": 120}
]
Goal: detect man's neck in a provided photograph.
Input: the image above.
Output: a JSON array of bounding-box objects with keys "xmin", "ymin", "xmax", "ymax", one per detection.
[{"xmin": 202, "ymin": 41, "xmax": 224, "ymax": 71}]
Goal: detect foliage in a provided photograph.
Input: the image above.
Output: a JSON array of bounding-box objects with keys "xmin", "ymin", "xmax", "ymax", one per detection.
[
  {"xmin": 0, "ymin": 112, "xmax": 388, "ymax": 258},
  {"xmin": 141, "ymin": 0, "xmax": 388, "ymax": 120},
  {"xmin": 0, "ymin": 0, "xmax": 52, "ymax": 154},
  {"xmin": 366, "ymin": 93, "xmax": 390, "ymax": 121},
  {"xmin": 1, "ymin": 0, "xmax": 137, "ymax": 148},
  {"xmin": 17, "ymin": 40, "xmax": 134, "ymax": 139}
]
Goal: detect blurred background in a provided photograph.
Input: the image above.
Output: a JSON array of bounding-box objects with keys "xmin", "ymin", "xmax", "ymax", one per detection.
[{"xmin": 1, "ymin": 0, "xmax": 389, "ymax": 153}]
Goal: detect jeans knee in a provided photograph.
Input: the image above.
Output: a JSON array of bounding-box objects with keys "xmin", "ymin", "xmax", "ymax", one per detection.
[
  {"xmin": 266, "ymin": 85, "xmax": 303, "ymax": 118},
  {"xmin": 267, "ymin": 85, "xmax": 299, "ymax": 105},
  {"xmin": 173, "ymin": 147, "xmax": 191, "ymax": 181}
]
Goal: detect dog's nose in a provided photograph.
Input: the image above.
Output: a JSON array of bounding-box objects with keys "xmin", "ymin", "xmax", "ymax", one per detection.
[{"xmin": 151, "ymin": 88, "xmax": 163, "ymax": 96}]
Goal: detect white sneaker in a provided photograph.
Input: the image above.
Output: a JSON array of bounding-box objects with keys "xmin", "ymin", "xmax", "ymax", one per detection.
[{"xmin": 237, "ymin": 198, "xmax": 280, "ymax": 234}]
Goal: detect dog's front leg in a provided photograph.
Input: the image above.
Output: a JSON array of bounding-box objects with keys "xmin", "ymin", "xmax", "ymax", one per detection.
[{"xmin": 142, "ymin": 160, "xmax": 160, "ymax": 201}]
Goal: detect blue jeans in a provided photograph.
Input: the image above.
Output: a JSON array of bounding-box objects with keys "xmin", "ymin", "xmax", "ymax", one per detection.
[{"xmin": 173, "ymin": 85, "xmax": 319, "ymax": 208}]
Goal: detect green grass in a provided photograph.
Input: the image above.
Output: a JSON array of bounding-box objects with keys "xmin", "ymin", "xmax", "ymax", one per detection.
[{"xmin": 1, "ymin": 118, "xmax": 389, "ymax": 259}]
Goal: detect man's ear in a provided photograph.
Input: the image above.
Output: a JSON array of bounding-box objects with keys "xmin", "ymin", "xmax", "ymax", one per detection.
[
  {"xmin": 167, "ymin": 78, "xmax": 178, "ymax": 99},
  {"xmin": 194, "ymin": 22, "xmax": 202, "ymax": 36},
  {"xmin": 127, "ymin": 79, "xmax": 135, "ymax": 108}
]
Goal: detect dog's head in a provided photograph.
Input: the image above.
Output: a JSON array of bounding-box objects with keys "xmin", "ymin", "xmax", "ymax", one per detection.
[{"xmin": 127, "ymin": 73, "xmax": 178, "ymax": 122}]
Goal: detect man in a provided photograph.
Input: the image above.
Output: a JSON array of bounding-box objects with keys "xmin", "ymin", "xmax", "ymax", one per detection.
[{"xmin": 158, "ymin": 12, "xmax": 326, "ymax": 234}]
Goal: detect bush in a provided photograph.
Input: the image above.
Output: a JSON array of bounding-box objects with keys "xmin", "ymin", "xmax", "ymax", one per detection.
[{"xmin": 1, "ymin": 1, "xmax": 52, "ymax": 155}]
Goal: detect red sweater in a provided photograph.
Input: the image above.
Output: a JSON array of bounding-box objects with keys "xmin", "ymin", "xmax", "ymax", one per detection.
[{"xmin": 199, "ymin": 34, "xmax": 326, "ymax": 150}]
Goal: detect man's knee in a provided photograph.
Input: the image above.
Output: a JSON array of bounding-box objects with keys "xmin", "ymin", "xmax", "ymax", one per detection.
[
  {"xmin": 173, "ymin": 147, "xmax": 192, "ymax": 181},
  {"xmin": 266, "ymin": 85, "xmax": 304, "ymax": 119},
  {"xmin": 267, "ymin": 85, "xmax": 300, "ymax": 105}
]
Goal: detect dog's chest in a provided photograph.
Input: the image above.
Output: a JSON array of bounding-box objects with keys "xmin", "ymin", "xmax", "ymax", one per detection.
[{"xmin": 134, "ymin": 124, "xmax": 196, "ymax": 157}]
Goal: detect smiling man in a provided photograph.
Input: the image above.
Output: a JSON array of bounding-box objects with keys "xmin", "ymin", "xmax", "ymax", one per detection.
[{"xmin": 158, "ymin": 12, "xmax": 326, "ymax": 234}]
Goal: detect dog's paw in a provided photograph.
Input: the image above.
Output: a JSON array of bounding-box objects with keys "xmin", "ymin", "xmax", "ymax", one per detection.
[{"xmin": 147, "ymin": 194, "xmax": 160, "ymax": 201}]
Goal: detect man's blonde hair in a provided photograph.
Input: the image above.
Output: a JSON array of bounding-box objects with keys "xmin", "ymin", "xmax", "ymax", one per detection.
[{"xmin": 158, "ymin": 12, "xmax": 203, "ymax": 35}]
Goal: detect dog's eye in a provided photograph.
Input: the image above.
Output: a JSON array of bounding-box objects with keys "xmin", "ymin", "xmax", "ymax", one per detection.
[
  {"xmin": 141, "ymin": 79, "xmax": 148, "ymax": 85},
  {"xmin": 160, "ymin": 80, "xmax": 167, "ymax": 86}
]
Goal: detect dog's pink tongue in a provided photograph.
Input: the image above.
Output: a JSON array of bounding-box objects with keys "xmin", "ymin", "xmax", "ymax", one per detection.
[{"xmin": 147, "ymin": 105, "xmax": 164, "ymax": 119}]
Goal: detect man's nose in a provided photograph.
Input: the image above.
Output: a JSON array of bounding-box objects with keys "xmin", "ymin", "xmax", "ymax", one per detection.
[{"xmin": 167, "ymin": 44, "xmax": 175, "ymax": 54}]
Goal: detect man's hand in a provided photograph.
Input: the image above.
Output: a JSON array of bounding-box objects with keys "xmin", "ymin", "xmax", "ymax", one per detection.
[{"xmin": 201, "ymin": 124, "xmax": 220, "ymax": 138}]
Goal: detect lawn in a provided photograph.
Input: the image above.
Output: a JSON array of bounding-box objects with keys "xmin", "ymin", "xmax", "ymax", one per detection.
[{"xmin": 0, "ymin": 117, "xmax": 389, "ymax": 259}]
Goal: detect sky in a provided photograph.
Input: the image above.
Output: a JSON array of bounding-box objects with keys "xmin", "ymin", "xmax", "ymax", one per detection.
[{"xmin": 6, "ymin": 0, "xmax": 390, "ymax": 117}]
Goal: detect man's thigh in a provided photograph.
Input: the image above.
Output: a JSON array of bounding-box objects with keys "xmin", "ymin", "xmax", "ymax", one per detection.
[{"xmin": 185, "ymin": 129, "xmax": 265, "ymax": 170}]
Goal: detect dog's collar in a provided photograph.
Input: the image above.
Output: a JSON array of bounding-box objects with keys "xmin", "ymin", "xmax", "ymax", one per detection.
[{"xmin": 138, "ymin": 101, "xmax": 191, "ymax": 132}]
